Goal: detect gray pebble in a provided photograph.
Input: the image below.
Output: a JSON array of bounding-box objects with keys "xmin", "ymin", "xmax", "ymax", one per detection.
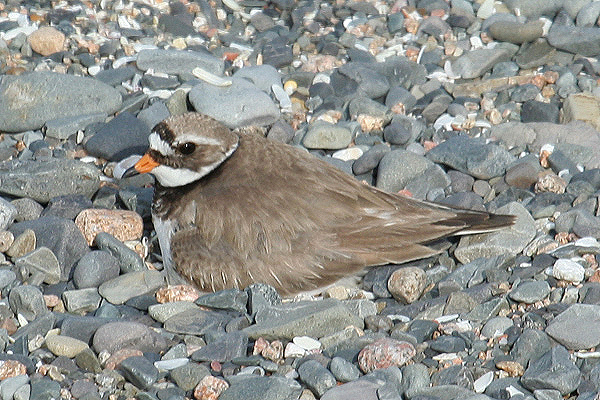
[
  {"xmin": 329, "ymin": 356, "xmax": 360, "ymax": 383},
  {"xmin": 8, "ymin": 285, "xmax": 47, "ymax": 321},
  {"xmin": 73, "ymin": 250, "xmax": 120, "ymax": 289},
  {"xmin": 119, "ymin": 356, "xmax": 159, "ymax": 390},
  {"xmin": 298, "ymin": 359, "xmax": 337, "ymax": 397}
]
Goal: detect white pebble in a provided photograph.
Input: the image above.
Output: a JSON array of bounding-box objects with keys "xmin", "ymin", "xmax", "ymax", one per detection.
[
  {"xmin": 284, "ymin": 342, "xmax": 306, "ymax": 358},
  {"xmin": 154, "ymin": 358, "xmax": 189, "ymax": 370},
  {"xmin": 332, "ymin": 147, "xmax": 363, "ymax": 161},
  {"xmin": 293, "ymin": 336, "xmax": 321, "ymax": 352},
  {"xmin": 552, "ymin": 259, "xmax": 585, "ymax": 283},
  {"xmin": 575, "ymin": 237, "xmax": 599, "ymax": 248}
]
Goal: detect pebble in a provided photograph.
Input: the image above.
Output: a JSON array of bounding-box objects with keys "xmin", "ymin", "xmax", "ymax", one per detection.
[
  {"xmin": 0, "ymin": 159, "xmax": 101, "ymax": 203},
  {"xmin": 298, "ymin": 359, "xmax": 337, "ymax": 397},
  {"xmin": 2, "ymin": 0, "xmax": 600, "ymax": 398},
  {"xmin": 73, "ymin": 250, "xmax": 120, "ymax": 289},
  {"xmin": 75, "ymin": 209, "xmax": 143, "ymax": 246},
  {"xmin": 357, "ymin": 338, "xmax": 416, "ymax": 373},
  {"xmin": 387, "ymin": 267, "xmax": 428, "ymax": 304},
  {"xmin": 98, "ymin": 270, "xmax": 164, "ymax": 305},
  {"xmin": 194, "ymin": 375, "xmax": 229, "ymax": 400},
  {"xmin": 303, "ymin": 121, "xmax": 353, "ymax": 150},
  {"xmin": 552, "ymin": 259, "xmax": 585, "ymax": 283},
  {"xmin": 0, "ymin": 72, "xmax": 121, "ymax": 132},
  {"xmin": 44, "ymin": 334, "xmax": 89, "ymax": 358},
  {"xmin": 92, "ymin": 321, "xmax": 168, "ymax": 354}
]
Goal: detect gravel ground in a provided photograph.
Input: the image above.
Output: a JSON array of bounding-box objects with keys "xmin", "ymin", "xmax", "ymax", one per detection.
[{"xmin": 2, "ymin": 0, "xmax": 600, "ymax": 399}]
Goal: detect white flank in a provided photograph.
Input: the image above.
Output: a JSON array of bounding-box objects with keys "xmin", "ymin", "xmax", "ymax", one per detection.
[{"xmin": 149, "ymin": 132, "xmax": 174, "ymax": 156}]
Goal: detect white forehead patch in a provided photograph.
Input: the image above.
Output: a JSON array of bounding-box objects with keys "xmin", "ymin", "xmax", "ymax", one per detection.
[
  {"xmin": 149, "ymin": 132, "xmax": 174, "ymax": 156},
  {"xmin": 173, "ymin": 134, "xmax": 222, "ymax": 147}
]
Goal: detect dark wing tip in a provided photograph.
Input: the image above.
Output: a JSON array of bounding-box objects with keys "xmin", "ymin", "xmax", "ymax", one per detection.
[
  {"xmin": 431, "ymin": 207, "xmax": 517, "ymax": 235},
  {"xmin": 452, "ymin": 212, "xmax": 516, "ymax": 235}
]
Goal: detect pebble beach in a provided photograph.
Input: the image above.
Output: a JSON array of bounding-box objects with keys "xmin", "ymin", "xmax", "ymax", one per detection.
[{"xmin": 1, "ymin": 0, "xmax": 600, "ymax": 399}]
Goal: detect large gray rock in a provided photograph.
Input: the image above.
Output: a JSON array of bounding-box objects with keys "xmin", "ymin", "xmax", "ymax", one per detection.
[
  {"xmin": 455, "ymin": 202, "xmax": 536, "ymax": 264},
  {"xmin": 189, "ymin": 78, "xmax": 280, "ymax": 128},
  {"xmin": 547, "ymin": 25, "xmax": 600, "ymax": 56},
  {"xmin": 451, "ymin": 44, "xmax": 519, "ymax": 79},
  {"xmin": 546, "ymin": 304, "xmax": 600, "ymax": 350},
  {"xmin": 426, "ymin": 136, "xmax": 516, "ymax": 179},
  {"xmin": 0, "ymin": 72, "xmax": 121, "ymax": 132},
  {"xmin": 0, "ymin": 159, "xmax": 101, "ymax": 203},
  {"xmin": 9, "ymin": 216, "xmax": 90, "ymax": 281},
  {"xmin": 243, "ymin": 298, "xmax": 364, "ymax": 340}
]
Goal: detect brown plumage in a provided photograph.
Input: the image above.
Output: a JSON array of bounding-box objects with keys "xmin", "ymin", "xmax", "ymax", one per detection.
[{"xmin": 132, "ymin": 112, "xmax": 514, "ymax": 296}]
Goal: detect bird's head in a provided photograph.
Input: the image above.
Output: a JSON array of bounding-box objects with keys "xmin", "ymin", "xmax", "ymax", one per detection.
[{"xmin": 128, "ymin": 113, "xmax": 239, "ymax": 187}]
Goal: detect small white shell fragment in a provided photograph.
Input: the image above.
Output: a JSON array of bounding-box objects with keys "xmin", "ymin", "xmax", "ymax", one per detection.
[
  {"xmin": 114, "ymin": 155, "xmax": 143, "ymax": 179},
  {"xmin": 473, "ymin": 371, "xmax": 494, "ymax": 393},
  {"xmin": 192, "ymin": 67, "xmax": 233, "ymax": 86},
  {"xmin": 540, "ymin": 143, "xmax": 554, "ymax": 155}
]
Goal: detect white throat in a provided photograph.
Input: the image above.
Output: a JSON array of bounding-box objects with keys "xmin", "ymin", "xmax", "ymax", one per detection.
[{"xmin": 152, "ymin": 165, "xmax": 204, "ymax": 187}]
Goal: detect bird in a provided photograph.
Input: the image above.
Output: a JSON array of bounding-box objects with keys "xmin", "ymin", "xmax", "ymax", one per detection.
[{"xmin": 126, "ymin": 112, "xmax": 514, "ymax": 296}]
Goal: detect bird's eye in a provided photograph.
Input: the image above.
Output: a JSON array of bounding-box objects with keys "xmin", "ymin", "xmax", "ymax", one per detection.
[{"xmin": 178, "ymin": 142, "xmax": 196, "ymax": 155}]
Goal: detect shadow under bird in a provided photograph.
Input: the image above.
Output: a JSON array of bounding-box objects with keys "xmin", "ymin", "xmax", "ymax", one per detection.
[{"xmin": 124, "ymin": 112, "xmax": 514, "ymax": 296}]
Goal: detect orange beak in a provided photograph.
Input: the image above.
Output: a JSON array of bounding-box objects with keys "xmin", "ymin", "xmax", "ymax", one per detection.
[{"xmin": 135, "ymin": 153, "xmax": 160, "ymax": 173}]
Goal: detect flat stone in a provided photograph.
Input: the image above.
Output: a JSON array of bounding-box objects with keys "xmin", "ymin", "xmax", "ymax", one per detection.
[
  {"xmin": 94, "ymin": 232, "xmax": 145, "ymax": 274},
  {"xmin": 521, "ymin": 346, "xmax": 581, "ymax": 395},
  {"xmin": 188, "ymin": 78, "xmax": 279, "ymax": 129},
  {"xmin": 0, "ymin": 159, "xmax": 101, "ymax": 203},
  {"xmin": 163, "ymin": 308, "xmax": 231, "ymax": 335},
  {"xmin": 455, "ymin": 202, "xmax": 536, "ymax": 264},
  {"xmin": 84, "ymin": 112, "xmax": 151, "ymax": 161},
  {"xmin": 8, "ymin": 284, "xmax": 47, "ymax": 321},
  {"xmin": 9, "ymin": 216, "xmax": 89, "ymax": 281},
  {"xmin": 243, "ymin": 298, "xmax": 364, "ymax": 340},
  {"xmin": 509, "ymin": 280, "xmax": 550, "ymax": 304},
  {"xmin": 562, "ymin": 93, "xmax": 600, "ymax": 131},
  {"xmin": 547, "ymin": 25, "xmax": 600, "ymax": 56},
  {"xmin": 451, "ymin": 44, "xmax": 519, "ymax": 79},
  {"xmin": 119, "ymin": 355, "xmax": 158, "ymax": 390},
  {"xmin": 191, "ymin": 331, "xmax": 248, "ymax": 363},
  {"xmin": 98, "ymin": 271, "xmax": 163, "ymax": 305},
  {"xmin": 44, "ymin": 113, "xmax": 106, "ymax": 140},
  {"xmin": 14, "ymin": 246, "xmax": 60, "ymax": 285},
  {"xmin": 220, "ymin": 375, "xmax": 302, "ymax": 400},
  {"xmin": 0, "ymin": 71, "xmax": 121, "ymax": 132},
  {"xmin": 488, "ymin": 20, "xmax": 544, "ymax": 44},
  {"xmin": 136, "ymin": 49, "xmax": 223, "ymax": 76},
  {"xmin": 303, "ymin": 121, "xmax": 353, "ymax": 150},
  {"xmin": 93, "ymin": 321, "xmax": 169, "ymax": 354},
  {"xmin": 377, "ymin": 149, "xmax": 436, "ymax": 193},
  {"xmin": 426, "ymin": 136, "xmax": 516, "ymax": 180},
  {"xmin": 45, "ymin": 334, "xmax": 89, "ymax": 358},
  {"xmin": 546, "ymin": 304, "xmax": 600, "ymax": 350},
  {"xmin": 62, "ymin": 288, "xmax": 102, "ymax": 314}
]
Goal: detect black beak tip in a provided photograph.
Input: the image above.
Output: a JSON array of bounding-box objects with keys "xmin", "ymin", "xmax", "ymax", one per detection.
[{"xmin": 121, "ymin": 166, "xmax": 139, "ymax": 179}]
